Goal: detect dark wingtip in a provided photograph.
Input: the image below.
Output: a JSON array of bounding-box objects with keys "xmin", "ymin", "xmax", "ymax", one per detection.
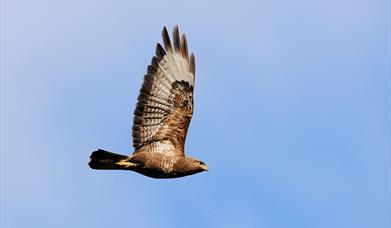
[
  {"xmin": 162, "ymin": 26, "xmax": 172, "ymax": 52},
  {"xmin": 180, "ymin": 34, "xmax": 189, "ymax": 61},
  {"xmin": 155, "ymin": 43, "xmax": 166, "ymax": 58},
  {"xmin": 172, "ymin": 25, "xmax": 181, "ymax": 53},
  {"xmin": 190, "ymin": 53, "xmax": 195, "ymax": 75}
]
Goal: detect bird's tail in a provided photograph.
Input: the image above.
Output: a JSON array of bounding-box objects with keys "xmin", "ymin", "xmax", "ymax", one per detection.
[{"xmin": 88, "ymin": 149, "xmax": 128, "ymax": 170}]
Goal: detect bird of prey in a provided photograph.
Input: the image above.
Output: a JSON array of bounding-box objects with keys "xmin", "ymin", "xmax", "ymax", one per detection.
[{"xmin": 88, "ymin": 26, "xmax": 208, "ymax": 178}]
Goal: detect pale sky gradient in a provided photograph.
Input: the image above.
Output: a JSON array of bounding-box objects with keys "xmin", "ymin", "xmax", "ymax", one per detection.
[{"xmin": 1, "ymin": 0, "xmax": 390, "ymax": 227}]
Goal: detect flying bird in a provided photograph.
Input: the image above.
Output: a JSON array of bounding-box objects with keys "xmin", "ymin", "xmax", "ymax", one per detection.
[{"xmin": 88, "ymin": 26, "xmax": 208, "ymax": 178}]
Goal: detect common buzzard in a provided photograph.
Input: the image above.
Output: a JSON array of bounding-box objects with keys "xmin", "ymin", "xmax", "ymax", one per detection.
[{"xmin": 88, "ymin": 26, "xmax": 208, "ymax": 178}]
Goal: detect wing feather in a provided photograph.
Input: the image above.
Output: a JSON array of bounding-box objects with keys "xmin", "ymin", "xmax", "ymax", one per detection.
[
  {"xmin": 173, "ymin": 26, "xmax": 181, "ymax": 53},
  {"xmin": 162, "ymin": 27, "xmax": 173, "ymax": 52},
  {"xmin": 132, "ymin": 26, "xmax": 195, "ymax": 155}
]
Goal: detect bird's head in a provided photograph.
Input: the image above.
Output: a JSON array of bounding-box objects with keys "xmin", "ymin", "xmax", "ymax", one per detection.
[
  {"xmin": 197, "ymin": 160, "xmax": 209, "ymax": 172},
  {"xmin": 186, "ymin": 158, "xmax": 208, "ymax": 173}
]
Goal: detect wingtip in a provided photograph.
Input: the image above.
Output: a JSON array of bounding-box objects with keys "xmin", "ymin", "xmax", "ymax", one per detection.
[
  {"xmin": 180, "ymin": 34, "xmax": 189, "ymax": 60},
  {"xmin": 190, "ymin": 53, "xmax": 195, "ymax": 75},
  {"xmin": 155, "ymin": 43, "xmax": 166, "ymax": 58},
  {"xmin": 162, "ymin": 26, "xmax": 172, "ymax": 52},
  {"xmin": 162, "ymin": 26, "xmax": 168, "ymax": 33},
  {"xmin": 172, "ymin": 26, "xmax": 181, "ymax": 53}
]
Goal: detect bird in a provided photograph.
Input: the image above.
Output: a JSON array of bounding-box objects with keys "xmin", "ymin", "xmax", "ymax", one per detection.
[{"xmin": 88, "ymin": 26, "xmax": 208, "ymax": 178}]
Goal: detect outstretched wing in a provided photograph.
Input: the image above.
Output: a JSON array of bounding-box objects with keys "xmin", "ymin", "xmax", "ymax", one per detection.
[{"xmin": 132, "ymin": 26, "xmax": 195, "ymax": 156}]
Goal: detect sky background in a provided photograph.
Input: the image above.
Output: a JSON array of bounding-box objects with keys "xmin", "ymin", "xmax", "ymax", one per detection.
[{"xmin": 1, "ymin": 0, "xmax": 390, "ymax": 227}]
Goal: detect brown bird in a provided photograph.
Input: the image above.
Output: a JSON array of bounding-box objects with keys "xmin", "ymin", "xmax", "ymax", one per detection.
[{"xmin": 88, "ymin": 26, "xmax": 208, "ymax": 178}]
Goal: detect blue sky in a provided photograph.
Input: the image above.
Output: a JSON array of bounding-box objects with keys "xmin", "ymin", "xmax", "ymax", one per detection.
[{"xmin": 1, "ymin": 0, "xmax": 390, "ymax": 227}]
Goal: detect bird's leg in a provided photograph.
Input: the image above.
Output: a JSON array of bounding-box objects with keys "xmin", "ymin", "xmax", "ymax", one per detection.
[{"xmin": 115, "ymin": 158, "xmax": 140, "ymax": 169}]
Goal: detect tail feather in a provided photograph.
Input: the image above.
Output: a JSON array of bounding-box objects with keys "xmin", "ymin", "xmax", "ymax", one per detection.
[{"xmin": 88, "ymin": 149, "xmax": 128, "ymax": 170}]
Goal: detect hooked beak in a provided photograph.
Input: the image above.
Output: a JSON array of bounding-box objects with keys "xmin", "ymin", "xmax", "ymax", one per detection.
[{"xmin": 200, "ymin": 164, "xmax": 209, "ymax": 171}]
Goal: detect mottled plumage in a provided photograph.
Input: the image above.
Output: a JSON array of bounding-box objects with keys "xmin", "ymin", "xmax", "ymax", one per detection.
[{"xmin": 89, "ymin": 26, "xmax": 208, "ymax": 178}]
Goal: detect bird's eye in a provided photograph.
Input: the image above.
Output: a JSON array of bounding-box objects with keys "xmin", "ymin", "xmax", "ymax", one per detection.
[{"xmin": 199, "ymin": 161, "xmax": 205, "ymax": 165}]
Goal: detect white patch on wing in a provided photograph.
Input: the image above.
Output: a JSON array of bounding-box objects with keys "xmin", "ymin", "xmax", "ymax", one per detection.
[
  {"xmin": 144, "ymin": 140, "xmax": 176, "ymax": 155},
  {"xmin": 162, "ymin": 52, "xmax": 194, "ymax": 87}
]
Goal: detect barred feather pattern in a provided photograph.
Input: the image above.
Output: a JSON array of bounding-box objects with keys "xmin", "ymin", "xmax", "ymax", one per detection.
[{"xmin": 132, "ymin": 26, "xmax": 195, "ymax": 156}]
